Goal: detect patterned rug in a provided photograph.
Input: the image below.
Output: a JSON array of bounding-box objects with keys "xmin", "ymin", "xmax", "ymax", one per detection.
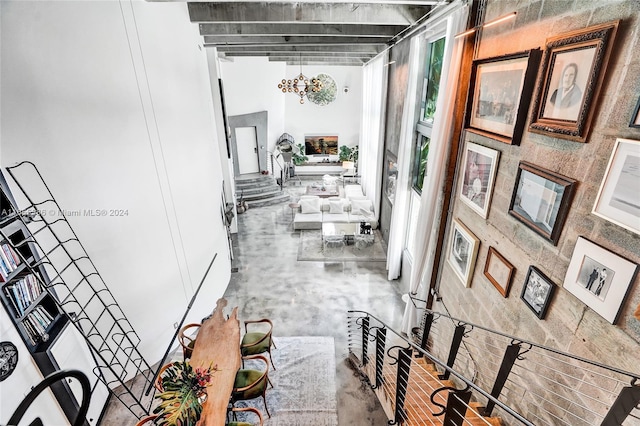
[
  {"xmin": 297, "ymin": 230, "xmax": 387, "ymax": 262},
  {"xmin": 235, "ymin": 336, "xmax": 338, "ymax": 425}
]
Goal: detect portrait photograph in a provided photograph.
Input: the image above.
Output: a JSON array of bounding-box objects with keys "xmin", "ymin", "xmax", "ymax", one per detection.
[
  {"xmin": 509, "ymin": 162, "xmax": 576, "ymax": 245},
  {"xmin": 592, "ymin": 138, "xmax": 640, "ymax": 235},
  {"xmin": 459, "ymin": 142, "xmax": 500, "ymax": 218},
  {"xmin": 564, "ymin": 237, "xmax": 638, "ymax": 324},
  {"xmin": 447, "ymin": 218, "xmax": 480, "ymax": 287},
  {"xmin": 521, "ymin": 266, "xmax": 555, "ymax": 319},
  {"xmin": 541, "ymin": 48, "xmax": 594, "ymax": 122},
  {"xmin": 466, "ymin": 49, "xmax": 541, "ymax": 145},
  {"xmin": 529, "ymin": 21, "xmax": 619, "ymax": 142}
]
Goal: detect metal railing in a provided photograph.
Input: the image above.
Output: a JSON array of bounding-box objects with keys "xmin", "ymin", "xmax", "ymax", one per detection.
[{"xmin": 347, "ymin": 304, "xmax": 640, "ymax": 426}]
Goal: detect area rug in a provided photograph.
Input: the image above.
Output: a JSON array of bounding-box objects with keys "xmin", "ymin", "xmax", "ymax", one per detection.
[
  {"xmin": 234, "ymin": 336, "xmax": 338, "ymax": 425},
  {"xmin": 297, "ymin": 230, "xmax": 387, "ymax": 262}
]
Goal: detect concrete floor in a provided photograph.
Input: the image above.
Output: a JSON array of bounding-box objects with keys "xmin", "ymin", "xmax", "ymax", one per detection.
[{"xmin": 101, "ymin": 184, "xmax": 407, "ymax": 425}]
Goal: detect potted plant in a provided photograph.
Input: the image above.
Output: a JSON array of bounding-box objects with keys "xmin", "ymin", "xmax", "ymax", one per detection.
[
  {"xmin": 292, "ymin": 143, "xmax": 308, "ymax": 166},
  {"xmin": 152, "ymin": 361, "xmax": 216, "ymax": 426}
]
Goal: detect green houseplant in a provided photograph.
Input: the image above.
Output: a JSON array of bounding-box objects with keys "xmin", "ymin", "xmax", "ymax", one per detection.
[
  {"xmin": 292, "ymin": 143, "xmax": 308, "ymax": 166},
  {"xmin": 153, "ymin": 361, "xmax": 216, "ymax": 426}
]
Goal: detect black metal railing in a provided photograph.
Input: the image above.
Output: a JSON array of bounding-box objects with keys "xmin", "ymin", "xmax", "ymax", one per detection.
[{"xmin": 347, "ymin": 304, "xmax": 640, "ymax": 426}]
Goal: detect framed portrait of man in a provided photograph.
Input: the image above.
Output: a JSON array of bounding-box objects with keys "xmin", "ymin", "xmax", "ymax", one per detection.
[{"xmin": 529, "ymin": 21, "xmax": 619, "ymax": 142}]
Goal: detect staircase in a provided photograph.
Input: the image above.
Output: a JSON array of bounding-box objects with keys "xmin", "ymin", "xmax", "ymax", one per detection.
[
  {"xmin": 235, "ymin": 174, "xmax": 289, "ymax": 208},
  {"xmin": 348, "ymin": 304, "xmax": 640, "ymax": 426}
]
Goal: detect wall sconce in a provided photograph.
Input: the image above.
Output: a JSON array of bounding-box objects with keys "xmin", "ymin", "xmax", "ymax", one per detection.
[{"xmin": 455, "ymin": 11, "xmax": 517, "ymax": 39}]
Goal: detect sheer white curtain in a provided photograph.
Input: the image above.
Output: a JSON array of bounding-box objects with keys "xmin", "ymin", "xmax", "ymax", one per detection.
[
  {"xmin": 387, "ymin": 37, "xmax": 421, "ymax": 280},
  {"xmin": 359, "ymin": 51, "xmax": 388, "ymax": 218},
  {"xmin": 401, "ymin": 5, "xmax": 469, "ymax": 334}
]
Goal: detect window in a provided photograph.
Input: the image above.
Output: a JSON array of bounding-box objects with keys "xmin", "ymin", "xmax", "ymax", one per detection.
[{"xmin": 412, "ymin": 36, "xmax": 444, "ymax": 193}]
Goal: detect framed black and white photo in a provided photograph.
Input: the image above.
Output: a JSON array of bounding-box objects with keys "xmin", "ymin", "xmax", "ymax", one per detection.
[
  {"xmin": 521, "ymin": 266, "xmax": 556, "ymax": 319},
  {"xmin": 529, "ymin": 21, "xmax": 619, "ymax": 142},
  {"xmin": 631, "ymin": 97, "xmax": 640, "ymax": 128},
  {"xmin": 509, "ymin": 162, "xmax": 577, "ymax": 245},
  {"xmin": 592, "ymin": 138, "xmax": 640, "ymax": 235},
  {"xmin": 484, "ymin": 247, "xmax": 515, "ymax": 297},
  {"xmin": 459, "ymin": 142, "xmax": 500, "ymax": 218},
  {"xmin": 446, "ymin": 218, "xmax": 480, "ymax": 287},
  {"xmin": 564, "ymin": 237, "xmax": 638, "ymax": 324},
  {"xmin": 466, "ymin": 49, "xmax": 541, "ymax": 145}
]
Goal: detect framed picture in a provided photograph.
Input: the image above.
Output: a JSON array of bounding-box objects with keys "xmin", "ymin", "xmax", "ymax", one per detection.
[
  {"xmin": 304, "ymin": 135, "xmax": 338, "ymax": 156},
  {"xmin": 529, "ymin": 21, "xmax": 619, "ymax": 142},
  {"xmin": 385, "ymin": 151, "xmax": 398, "ymax": 204},
  {"xmin": 459, "ymin": 142, "xmax": 500, "ymax": 218},
  {"xmin": 466, "ymin": 49, "xmax": 541, "ymax": 145},
  {"xmin": 521, "ymin": 266, "xmax": 556, "ymax": 319},
  {"xmin": 630, "ymin": 97, "xmax": 640, "ymax": 128},
  {"xmin": 564, "ymin": 237, "xmax": 638, "ymax": 324},
  {"xmin": 446, "ymin": 218, "xmax": 480, "ymax": 287},
  {"xmin": 483, "ymin": 247, "xmax": 515, "ymax": 297},
  {"xmin": 509, "ymin": 162, "xmax": 576, "ymax": 245},
  {"xmin": 592, "ymin": 138, "xmax": 640, "ymax": 235}
]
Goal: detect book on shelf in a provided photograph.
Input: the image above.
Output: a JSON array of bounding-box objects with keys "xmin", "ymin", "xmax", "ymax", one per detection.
[{"xmin": 3, "ymin": 274, "xmax": 43, "ymax": 317}]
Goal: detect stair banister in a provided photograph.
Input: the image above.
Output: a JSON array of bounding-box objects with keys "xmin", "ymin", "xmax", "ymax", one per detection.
[{"xmin": 348, "ymin": 310, "xmax": 536, "ymax": 426}]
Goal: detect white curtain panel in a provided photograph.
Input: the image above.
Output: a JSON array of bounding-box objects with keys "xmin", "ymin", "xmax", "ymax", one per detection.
[
  {"xmin": 359, "ymin": 51, "xmax": 389, "ymax": 220},
  {"xmin": 401, "ymin": 5, "xmax": 469, "ymax": 334},
  {"xmin": 387, "ymin": 37, "xmax": 421, "ymax": 281}
]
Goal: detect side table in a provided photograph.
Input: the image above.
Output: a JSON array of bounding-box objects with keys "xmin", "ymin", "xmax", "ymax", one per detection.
[{"xmin": 288, "ymin": 202, "xmax": 300, "ymax": 222}]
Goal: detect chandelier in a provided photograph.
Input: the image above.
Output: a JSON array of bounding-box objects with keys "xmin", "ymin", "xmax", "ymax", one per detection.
[{"xmin": 277, "ymin": 73, "xmax": 323, "ymax": 104}]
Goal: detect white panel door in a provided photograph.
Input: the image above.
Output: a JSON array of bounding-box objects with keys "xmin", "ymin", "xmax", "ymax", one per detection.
[{"xmin": 236, "ymin": 127, "xmax": 259, "ymax": 175}]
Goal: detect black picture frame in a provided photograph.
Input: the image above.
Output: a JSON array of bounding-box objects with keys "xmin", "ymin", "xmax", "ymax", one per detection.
[
  {"xmin": 529, "ymin": 21, "xmax": 619, "ymax": 142},
  {"xmin": 508, "ymin": 162, "xmax": 577, "ymax": 246},
  {"xmin": 630, "ymin": 97, "xmax": 640, "ymax": 128},
  {"xmin": 465, "ymin": 49, "xmax": 541, "ymax": 145},
  {"xmin": 521, "ymin": 266, "xmax": 556, "ymax": 319}
]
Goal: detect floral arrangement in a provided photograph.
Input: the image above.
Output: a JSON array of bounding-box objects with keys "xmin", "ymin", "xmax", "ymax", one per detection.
[{"xmin": 153, "ymin": 361, "xmax": 217, "ymax": 426}]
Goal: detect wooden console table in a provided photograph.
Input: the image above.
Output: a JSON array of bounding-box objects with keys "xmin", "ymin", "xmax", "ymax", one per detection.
[{"xmin": 189, "ymin": 298, "xmax": 240, "ymax": 426}]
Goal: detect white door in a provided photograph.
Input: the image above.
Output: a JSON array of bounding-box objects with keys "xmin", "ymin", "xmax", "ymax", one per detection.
[{"xmin": 236, "ymin": 127, "xmax": 260, "ymax": 175}]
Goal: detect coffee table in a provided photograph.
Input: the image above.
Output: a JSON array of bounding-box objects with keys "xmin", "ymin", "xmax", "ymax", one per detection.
[
  {"xmin": 322, "ymin": 222, "xmax": 366, "ymax": 245},
  {"xmin": 305, "ymin": 184, "xmax": 339, "ymax": 198}
]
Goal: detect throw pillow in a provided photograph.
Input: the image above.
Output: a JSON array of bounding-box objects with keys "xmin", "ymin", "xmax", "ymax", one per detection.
[
  {"xmin": 351, "ymin": 199, "xmax": 373, "ymax": 215},
  {"xmin": 329, "ymin": 200, "xmax": 344, "ymax": 214},
  {"xmin": 300, "ymin": 198, "xmax": 321, "ymax": 214}
]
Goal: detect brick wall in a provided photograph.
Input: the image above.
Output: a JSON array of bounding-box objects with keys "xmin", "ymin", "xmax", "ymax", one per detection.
[{"xmin": 437, "ymin": 0, "xmax": 640, "ymax": 376}]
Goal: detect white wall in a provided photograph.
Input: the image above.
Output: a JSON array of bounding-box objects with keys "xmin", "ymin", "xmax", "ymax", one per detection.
[
  {"xmin": 219, "ymin": 57, "xmax": 363, "ymax": 155},
  {"xmin": 0, "ymin": 0, "xmax": 230, "ymax": 371}
]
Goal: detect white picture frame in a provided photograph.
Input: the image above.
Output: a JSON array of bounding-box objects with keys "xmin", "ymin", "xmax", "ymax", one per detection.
[
  {"xmin": 592, "ymin": 138, "xmax": 640, "ymax": 235},
  {"xmin": 459, "ymin": 142, "xmax": 500, "ymax": 218},
  {"xmin": 563, "ymin": 237, "xmax": 638, "ymax": 324},
  {"xmin": 446, "ymin": 218, "xmax": 480, "ymax": 287}
]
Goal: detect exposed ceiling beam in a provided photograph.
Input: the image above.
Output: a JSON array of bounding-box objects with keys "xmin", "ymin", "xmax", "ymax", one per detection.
[
  {"xmin": 203, "ymin": 35, "xmax": 388, "ymax": 45},
  {"xmin": 199, "ymin": 23, "xmax": 405, "ymax": 37},
  {"xmin": 188, "ymin": 3, "xmax": 431, "ymax": 25},
  {"xmin": 215, "ymin": 44, "xmax": 383, "ymax": 53},
  {"xmin": 219, "ymin": 51, "xmax": 377, "ymax": 58}
]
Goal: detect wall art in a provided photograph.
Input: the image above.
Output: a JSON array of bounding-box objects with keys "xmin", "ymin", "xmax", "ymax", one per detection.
[
  {"xmin": 459, "ymin": 142, "xmax": 500, "ymax": 218},
  {"xmin": 446, "ymin": 218, "xmax": 480, "ymax": 287},
  {"xmin": 484, "ymin": 247, "xmax": 515, "ymax": 297},
  {"xmin": 385, "ymin": 151, "xmax": 398, "ymax": 204},
  {"xmin": 466, "ymin": 49, "xmax": 541, "ymax": 145},
  {"xmin": 521, "ymin": 266, "xmax": 556, "ymax": 319},
  {"xmin": 509, "ymin": 161, "xmax": 576, "ymax": 245},
  {"xmin": 564, "ymin": 237, "xmax": 638, "ymax": 324},
  {"xmin": 631, "ymin": 97, "xmax": 640, "ymax": 128},
  {"xmin": 592, "ymin": 138, "xmax": 640, "ymax": 235},
  {"xmin": 529, "ymin": 21, "xmax": 619, "ymax": 142}
]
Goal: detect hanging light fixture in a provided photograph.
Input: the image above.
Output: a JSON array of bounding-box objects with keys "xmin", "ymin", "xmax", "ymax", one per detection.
[{"xmin": 277, "ymin": 55, "xmax": 323, "ymax": 104}]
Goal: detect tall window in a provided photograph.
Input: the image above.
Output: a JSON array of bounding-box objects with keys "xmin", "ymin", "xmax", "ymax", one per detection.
[{"xmin": 412, "ymin": 36, "xmax": 445, "ymax": 193}]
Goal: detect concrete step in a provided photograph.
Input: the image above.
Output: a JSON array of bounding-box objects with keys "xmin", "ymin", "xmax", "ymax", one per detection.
[
  {"xmin": 245, "ymin": 193, "xmax": 290, "ymax": 209},
  {"xmin": 238, "ymin": 185, "xmax": 283, "ymax": 197},
  {"xmin": 242, "ymin": 188, "xmax": 284, "ymax": 201}
]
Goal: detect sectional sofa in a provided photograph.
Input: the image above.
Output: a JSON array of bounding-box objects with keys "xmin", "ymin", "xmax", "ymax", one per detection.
[{"xmin": 293, "ymin": 184, "xmax": 377, "ymax": 230}]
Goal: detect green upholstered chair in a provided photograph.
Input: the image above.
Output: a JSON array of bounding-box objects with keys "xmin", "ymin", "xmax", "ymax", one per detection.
[
  {"xmin": 178, "ymin": 323, "xmax": 201, "ymax": 360},
  {"xmin": 231, "ymin": 354, "xmax": 272, "ymax": 418},
  {"xmin": 227, "ymin": 406, "xmax": 263, "ymax": 426},
  {"xmin": 241, "ymin": 319, "xmax": 276, "ymax": 369}
]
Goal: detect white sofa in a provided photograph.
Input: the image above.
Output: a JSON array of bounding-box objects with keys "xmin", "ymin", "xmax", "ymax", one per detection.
[{"xmin": 293, "ymin": 185, "xmax": 377, "ymax": 230}]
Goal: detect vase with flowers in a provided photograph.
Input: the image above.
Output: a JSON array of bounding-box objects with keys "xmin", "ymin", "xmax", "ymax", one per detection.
[{"xmin": 153, "ymin": 361, "xmax": 217, "ymax": 426}]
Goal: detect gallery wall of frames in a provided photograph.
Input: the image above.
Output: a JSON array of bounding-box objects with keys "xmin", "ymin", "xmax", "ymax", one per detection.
[{"xmin": 439, "ymin": 0, "xmax": 640, "ymax": 374}]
